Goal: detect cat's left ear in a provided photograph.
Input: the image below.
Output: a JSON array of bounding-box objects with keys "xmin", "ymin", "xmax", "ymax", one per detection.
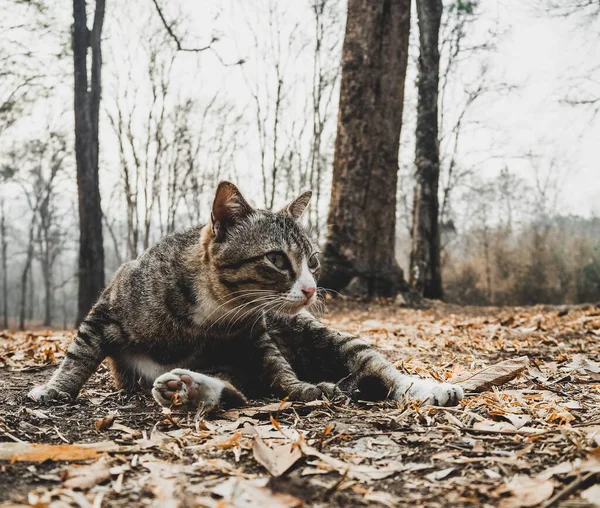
[
  {"xmin": 280, "ymin": 190, "xmax": 312, "ymax": 220},
  {"xmin": 210, "ymin": 181, "xmax": 254, "ymax": 240}
]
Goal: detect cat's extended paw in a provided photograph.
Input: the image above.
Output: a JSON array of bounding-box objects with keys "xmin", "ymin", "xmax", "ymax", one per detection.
[
  {"xmin": 395, "ymin": 379, "xmax": 464, "ymax": 407},
  {"xmin": 289, "ymin": 381, "xmax": 343, "ymax": 402},
  {"xmin": 28, "ymin": 385, "xmax": 72, "ymax": 403},
  {"xmin": 152, "ymin": 369, "xmax": 247, "ymax": 412}
]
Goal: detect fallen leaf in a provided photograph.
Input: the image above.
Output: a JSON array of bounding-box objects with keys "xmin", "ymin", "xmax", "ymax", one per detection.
[
  {"xmin": 456, "ymin": 356, "xmax": 530, "ymax": 392},
  {"xmin": 252, "ymin": 435, "xmax": 302, "ymax": 477},
  {"xmin": 502, "ymin": 414, "xmax": 531, "ymax": 429},
  {"xmin": 499, "ymin": 475, "xmax": 554, "ymax": 508},
  {"xmin": 94, "ymin": 415, "xmax": 116, "ymax": 432},
  {"xmin": 110, "ymin": 422, "xmax": 141, "ymax": 438},
  {"xmin": 581, "ymin": 484, "xmax": 600, "ymax": 505},
  {"xmin": 62, "ymin": 458, "xmax": 112, "ymax": 490},
  {"xmin": 212, "ymin": 477, "xmax": 303, "ymax": 508},
  {"xmin": 300, "ymin": 442, "xmax": 405, "ymax": 482},
  {"xmin": 0, "ymin": 441, "xmax": 118, "ymax": 462},
  {"xmin": 425, "ymin": 467, "xmax": 455, "ymax": 481},
  {"xmin": 362, "ymin": 489, "xmax": 402, "ymax": 507},
  {"xmin": 240, "ymin": 402, "xmax": 292, "ymax": 417}
]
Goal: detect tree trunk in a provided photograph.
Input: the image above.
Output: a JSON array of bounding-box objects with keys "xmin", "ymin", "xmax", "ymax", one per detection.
[
  {"xmin": 320, "ymin": 0, "xmax": 411, "ymax": 297},
  {"xmin": 409, "ymin": 0, "xmax": 443, "ymax": 299},
  {"xmin": 73, "ymin": 0, "xmax": 106, "ymax": 323},
  {"xmin": 42, "ymin": 246, "xmax": 53, "ymax": 327},
  {"xmin": 19, "ymin": 234, "xmax": 35, "ymax": 331},
  {"xmin": 1, "ymin": 209, "xmax": 7, "ymax": 329}
]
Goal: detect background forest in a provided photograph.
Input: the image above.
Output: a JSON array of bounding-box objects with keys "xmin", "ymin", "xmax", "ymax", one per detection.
[{"xmin": 1, "ymin": 0, "xmax": 599, "ymax": 330}]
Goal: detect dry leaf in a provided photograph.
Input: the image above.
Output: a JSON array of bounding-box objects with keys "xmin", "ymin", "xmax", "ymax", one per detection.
[
  {"xmin": 499, "ymin": 475, "xmax": 554, "ymax": 508},
  {"xmin": 240, "ymin": 402, "xmax": 292, "ymax": 417},
  {"xmin": 502, "ymin": 414, "xmax": 531, "ymax": 429},
  {"xmin": 425, "ymin": 467, "xmax": 455, "ymax": 481},
  {"xmin": 581, "ymin": 484, "xmax": 600, "ymax": 505},
  {"xmin": 62, "ymin": 458, "xmax": 112, "ymax": 490},
  {"xmin": 361, "ymin": 489, "xmax": 402, "ymax": 507},
  {"xmin": 252, "ymin": 435, "xmax": 302, "ymax": 477},
  {"xmin": 300, "ymin": 442, "xmax": 404, "ymax": 482},
  {"xmin": 456, "ymin": 356, "xmax": 530, "ymax": 392},
  {"xmin": 0, "ymin": 441, "xmax": 118, "ymax": 462},
  {"xmin": 212, "ymin": 477, "xmax": 303, "ymax": 508},
  {"xmin": 94, "ymin": 415, "xmax": 116, "ymax": 432},
  {"xmin": 110, "ymin": 422, "xmax": 141, "ymax": 438}
]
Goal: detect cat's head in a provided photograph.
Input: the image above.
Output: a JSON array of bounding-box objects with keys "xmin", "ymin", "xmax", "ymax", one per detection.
[{"xmin": 207, "ymin": 181, "xmax": 320, "ymax": 316}]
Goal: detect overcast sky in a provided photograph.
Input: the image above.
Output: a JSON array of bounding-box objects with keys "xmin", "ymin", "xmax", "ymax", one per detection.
[
  {"xmin": 4, "ymin": 0, "xmax": 599, "ymax": 221},
  {"xmin": 159, "ymin": 0, "xmax": 600, "ymax": 217},
  {"xmin": 463, "ymin": 0, "xmax": 600, "ymax": 216}
]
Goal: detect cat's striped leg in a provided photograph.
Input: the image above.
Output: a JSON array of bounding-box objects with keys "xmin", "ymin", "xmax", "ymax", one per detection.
[
  {"xmin": 284, "ymin": 313, "xmax": 463, "ymax": 407},
  {"xmin": 255, "ymin": 330, "xmax": 343, "ymax": 402},
  {"xmin": 28, "ymin": 313, "xmax": 108, "ymax": 402},
  {"xmin": 152, "ymin": 369, "xmax": 247, "ymax": 412}
]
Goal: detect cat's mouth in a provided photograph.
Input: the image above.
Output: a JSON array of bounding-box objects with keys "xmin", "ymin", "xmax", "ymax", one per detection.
[{"xmin": 277, "ymin": 296, "xmax": 316, "ymax": 315}]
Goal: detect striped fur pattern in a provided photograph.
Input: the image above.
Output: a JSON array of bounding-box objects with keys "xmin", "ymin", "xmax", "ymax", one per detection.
[{"xmin": 29, "ymin": 182, "xmax": 463, "ymax": 410}]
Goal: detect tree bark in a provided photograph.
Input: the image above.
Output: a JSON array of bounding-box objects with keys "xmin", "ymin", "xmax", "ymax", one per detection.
[
  {"xmin": 1, "ymin": 208, "xmax": 7, "ymax": 329},
  {"xmin": 409, "ymin": 0, "xmax": 443, "ymax": 299},
  {"xmin": 19, "ymin": 222, "xmax": 36, "ymax": 331},
  {"xmin": 320, "ymin": 0, "xmax": 411, "ymax": 297},
  {"xmin": 73, "ymin": 0, "xmax": 106, "ymax": 323}
]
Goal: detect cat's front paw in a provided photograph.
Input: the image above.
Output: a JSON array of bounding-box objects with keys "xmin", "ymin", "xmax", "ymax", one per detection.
[
  {"xmin": 396, "ymin": 379, "xmax": 464, "ymax": 407},
  {"xmin": 288, "ymin": 382, "xmax": 343, "ymax": 402},
  {"xmin": 152, "ymin": 369, "xmax": 247, "ymax": 412},
  {"xmin": 28, "ymin": 385, "xmax": 72, "ymax": 403}
]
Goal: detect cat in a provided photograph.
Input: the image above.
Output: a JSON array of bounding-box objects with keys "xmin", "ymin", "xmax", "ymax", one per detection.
[{"xmin": 29, "ymin": 181, "xmax": 464, "ymax": 411}]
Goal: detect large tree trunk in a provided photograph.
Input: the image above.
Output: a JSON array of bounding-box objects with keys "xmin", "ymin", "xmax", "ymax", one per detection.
[
  {"xmin": 73, "ymin": 0, "xmax": 106, "ymax": 323},
  {"xmin": 320, "ymin": 0, "xmax": 411, "ymax": 298},
  {"xmin": 409, "ymin": 0, "xmax": 443, "ymax": 299}
]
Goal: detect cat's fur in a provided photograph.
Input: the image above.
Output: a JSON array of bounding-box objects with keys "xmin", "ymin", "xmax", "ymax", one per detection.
[{"xmin": 29, "ymin": 182, "xmax": 463, "ymax": 411}]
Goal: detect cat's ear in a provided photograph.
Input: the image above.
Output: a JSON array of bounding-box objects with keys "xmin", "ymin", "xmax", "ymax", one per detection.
[
  {"xmin": 280, "ymin": 189, "xmax": 312, "ymax": 220},
  {"xmin": 210, "ymin": 181, "xmax": 253, "ymax": 239}
]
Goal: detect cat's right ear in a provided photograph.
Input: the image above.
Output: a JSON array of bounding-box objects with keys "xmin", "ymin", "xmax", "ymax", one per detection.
[{"xmin": 210, "ymin": 181, "xmax": 253, "ymax": 240}]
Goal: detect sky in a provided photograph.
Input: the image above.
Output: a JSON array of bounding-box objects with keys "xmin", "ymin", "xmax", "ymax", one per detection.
[
  {"xmin": 461, "ymin": 0, "xmax": 600, "ymax": 216},
  {"xmin": 2, "ymin": 0, "xmax": 599, "ymax": 222}
]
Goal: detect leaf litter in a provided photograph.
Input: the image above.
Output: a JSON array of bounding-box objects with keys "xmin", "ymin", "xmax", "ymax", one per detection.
[{"xmin": 1, "ymin": 301, "xmax": 600, "ymax": 506}]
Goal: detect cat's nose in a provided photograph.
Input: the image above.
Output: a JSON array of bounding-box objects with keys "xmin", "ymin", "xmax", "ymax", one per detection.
[{"xmin": 301, "ymin": 286, "xmax": 316, "ymax": 301}]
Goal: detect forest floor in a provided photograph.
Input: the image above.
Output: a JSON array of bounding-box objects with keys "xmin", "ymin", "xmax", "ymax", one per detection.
[{"xmin": 1, "ymin": 301, "xmax": 600, "ymax": 507}]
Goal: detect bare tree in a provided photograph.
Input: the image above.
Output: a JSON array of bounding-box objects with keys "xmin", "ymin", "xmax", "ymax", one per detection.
[
  {"xmin": 73, "ymin": 0, "xmax": 106, "ymax": 323},
  {"xmin": 305, "ymin": 0, "xmax": 343, "ymax": 235},
  {"xmin": 321, "ymin": 0, "xmax": 411, "ymax": 297},
  {"xmin": 0, "ymin": 202, "xmax": 7, "ymax": 329},
  {"xmin": 409, "ymin": 0, "xmax": 444, "ymax": 299}
]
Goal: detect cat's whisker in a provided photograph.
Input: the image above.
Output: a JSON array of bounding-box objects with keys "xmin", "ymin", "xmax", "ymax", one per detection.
[
  {"xmin": 317, "ymin": 286, "xmax": 345, "ymax": 299},
  {"xmin": 224, "ymin": 294, "xmax": 279, "ymax": 332},
  {"xmin": 202, "ymin": 291, "xmax": 277, "ymax": 330},
  {"xmin": 249, "ymin": 298, "xmax": 285, "ymax": 336},
  {"xmin": 215, "ymin": 292, "xmax": 279, "ymax": 331}
]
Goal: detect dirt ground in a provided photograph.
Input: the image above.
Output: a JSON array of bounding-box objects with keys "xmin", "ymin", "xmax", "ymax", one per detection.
[{"xmin": 1, "ymin": 300, "xmax": 600, "ymax": 507}]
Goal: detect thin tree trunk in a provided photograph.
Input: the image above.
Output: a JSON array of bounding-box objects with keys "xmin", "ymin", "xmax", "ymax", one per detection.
[
  {"xmin": 19, "ymin": 226, "xmax": 36, "ymax": 330},
  {"xmin": 409, "ymin": 0, "xmax": 444, "ymax": 299},
  {"xmin": 73, "ymin": 0, "xmax": 106, "ymax": 323},
  {"xmin": 321, "ymin": 0, "xmax": 411, "ymax": 297},
  {"xmin": 1, "ymin": 208, "xmax": 7, "ymax": 329}
]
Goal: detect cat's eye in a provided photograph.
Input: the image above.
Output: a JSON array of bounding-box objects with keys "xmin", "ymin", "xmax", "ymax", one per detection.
[
  {"xmin": 266, "ymin": 252, "xmax": 289, "ymax": 270},
  {"xmin": 308, "ymin": 252, "xmax": 320, "ymax": 271}
]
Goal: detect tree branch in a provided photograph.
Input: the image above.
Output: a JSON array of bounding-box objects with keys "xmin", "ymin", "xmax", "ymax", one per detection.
[
  {"xmin": 150, "ymin": 0, "xmax": 214, "ymax": 53},
  {"xmin": 150, "ymin": 0, "xmax": 245, "ymax": 66}
]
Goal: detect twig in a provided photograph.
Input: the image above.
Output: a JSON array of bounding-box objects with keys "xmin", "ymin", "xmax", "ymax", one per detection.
[
  {"xmin": 150, "ymin": 0, "xmax": 244, "ymax": 66},
  {"xmin": 541, "ymin": 472, "xmax": 596, "ymax": 508}
]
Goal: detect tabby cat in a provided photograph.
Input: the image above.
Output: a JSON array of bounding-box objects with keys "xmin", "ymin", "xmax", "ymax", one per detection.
[{"xmin": 29, "ymin": 182, "xmax": 463, "ymax": 411}]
